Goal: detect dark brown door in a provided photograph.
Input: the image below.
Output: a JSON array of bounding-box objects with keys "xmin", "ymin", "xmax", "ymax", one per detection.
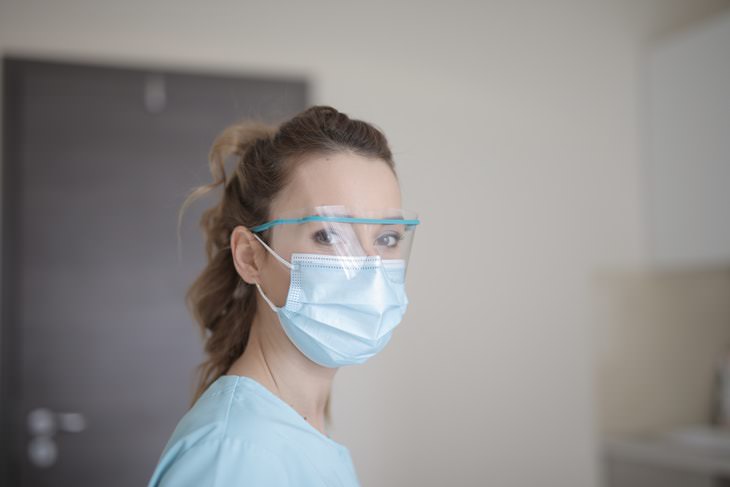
[{"xmin": 1, "ymin": 57, "xmax": 307, "ymax": 486}]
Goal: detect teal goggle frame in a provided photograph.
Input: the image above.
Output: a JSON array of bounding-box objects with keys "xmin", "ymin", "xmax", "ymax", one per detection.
[{"xmin": 250, "ymin": 215, "xmax": 420, "ymax": 233}]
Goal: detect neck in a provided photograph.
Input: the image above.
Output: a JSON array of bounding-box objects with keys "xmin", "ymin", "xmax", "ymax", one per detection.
[{"xmin": 226, "ymin": 307, "xmax": 337, "ymax": 436}]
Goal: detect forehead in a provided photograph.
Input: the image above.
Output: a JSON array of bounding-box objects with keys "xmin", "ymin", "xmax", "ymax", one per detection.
[{"xmin": 270, "ymin": 151, "xmax": 401, "ymax": 215}]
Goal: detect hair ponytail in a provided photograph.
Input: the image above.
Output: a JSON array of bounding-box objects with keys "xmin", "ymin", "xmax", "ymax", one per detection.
[{"xmin": 177, "ymin": 121, "xmax": 276, "ymax": 407}]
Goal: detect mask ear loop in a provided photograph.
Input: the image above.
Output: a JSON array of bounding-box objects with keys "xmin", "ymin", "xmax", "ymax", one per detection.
[
  {"xmin": 250, "ymin": 232, "xmax": 293, "ymax": 312},
  {"xmin": 251, "ymin": 232, "xmax": 293, "ymax": 269}
]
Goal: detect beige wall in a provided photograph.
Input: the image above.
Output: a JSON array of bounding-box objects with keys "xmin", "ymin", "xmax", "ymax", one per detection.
[
  {"xmin": 595, "ymin": 269, "xmax": 730, "ymax": 437},
  {"xmin": 2, "ymin": 1, "xmax": 729, "ymax": 486}
]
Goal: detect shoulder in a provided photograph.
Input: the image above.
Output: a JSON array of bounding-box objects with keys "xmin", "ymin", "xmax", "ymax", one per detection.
[
  {"xmin": 164, "ymin": 375, "xmax": 290, "ymax": 451},
  {"xmin": 147, "ymin": 376, "xmax": 301, "ymax": 487},
  {"xmin": 148, "ymin": 435, "xmax": 291, "ymax": 487}
]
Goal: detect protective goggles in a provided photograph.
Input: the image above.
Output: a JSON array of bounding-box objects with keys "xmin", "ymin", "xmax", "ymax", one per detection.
[{"xmin": 249, "ymin": 205, "xmax": 420, "ymax": 278}]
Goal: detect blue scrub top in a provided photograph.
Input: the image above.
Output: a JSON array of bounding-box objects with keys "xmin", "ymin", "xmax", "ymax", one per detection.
[{"xmin": 147, "ymin": 375, "xmax": 361, "ymax": 486}]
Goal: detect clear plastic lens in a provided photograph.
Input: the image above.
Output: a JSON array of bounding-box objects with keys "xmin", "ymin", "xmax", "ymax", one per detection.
[{"xmin": 255, "ymin": 205, "xmax": 418, "ymax": 281}]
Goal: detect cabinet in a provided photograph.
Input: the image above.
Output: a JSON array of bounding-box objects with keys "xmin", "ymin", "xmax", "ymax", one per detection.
[
  {"xmin": 643, "ymin": 12, "xmax": 730, "ymax": 268},
  {"xmin": 603, "ymin": 433, "xmax": 730, "ymax": 487}
]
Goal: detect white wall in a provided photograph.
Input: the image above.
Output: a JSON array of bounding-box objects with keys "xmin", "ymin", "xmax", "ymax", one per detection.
[{"xmin": 2, "ymin": 1, "xmax": 729, "ymax": 486}]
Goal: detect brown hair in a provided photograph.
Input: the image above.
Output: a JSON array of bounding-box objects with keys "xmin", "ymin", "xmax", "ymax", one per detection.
[{"xmin": 177, "ymin": 105, "xmax": 396, "ymax": 421}]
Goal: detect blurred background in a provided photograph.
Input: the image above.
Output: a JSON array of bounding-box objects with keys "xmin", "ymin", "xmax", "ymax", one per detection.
[{"xmin": 1, "ymin": 1, "xmax": 730, "ymax": 486}]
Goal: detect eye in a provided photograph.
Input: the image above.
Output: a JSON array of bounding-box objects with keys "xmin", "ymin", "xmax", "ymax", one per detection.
[
  {"xmin": 375, "ymin": 231, "xmax": 404, "ymax": 248},
  {"xmin": 312, "ymin": 228, "xmax": 344, "ymax": 246}
]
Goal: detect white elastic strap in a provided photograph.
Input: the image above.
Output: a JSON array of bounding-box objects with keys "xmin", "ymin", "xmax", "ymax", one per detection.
[
  {"xmin": 251, "ymin": 232, "xmax": 290, "ymax": 313},
  {"xmin": 252, "ymin": 233, "xmax": 293, "ymax": 269},
  {"xmin": 255, "ymin": 282, "xmax": 279, "ymax": 312}
]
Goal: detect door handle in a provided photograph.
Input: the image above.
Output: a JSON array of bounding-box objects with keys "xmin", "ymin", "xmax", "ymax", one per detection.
[{"xmin": 26, "ymin": 407, "xmax": 87, "ymax": 468}]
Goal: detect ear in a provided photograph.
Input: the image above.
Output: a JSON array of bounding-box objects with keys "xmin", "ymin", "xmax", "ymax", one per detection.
[{"xmin": 230, "ymin": 225, "xmax": 266, "ymax": 285}]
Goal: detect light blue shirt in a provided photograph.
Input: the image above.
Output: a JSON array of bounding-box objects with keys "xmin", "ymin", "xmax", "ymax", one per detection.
[{"xmin": 147, "ymin": 375, "xmax": 361, "ymax": 486}]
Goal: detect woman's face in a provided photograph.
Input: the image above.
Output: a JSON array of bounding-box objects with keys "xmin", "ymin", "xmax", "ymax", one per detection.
[{"xmin": 259, "ymin": 151, "xmax": 402, "ymax": 307}]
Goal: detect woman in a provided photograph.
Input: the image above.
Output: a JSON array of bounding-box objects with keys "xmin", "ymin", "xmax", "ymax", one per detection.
[{"xmin": 147, "ymin": 105, "xmax": 419, "ymax": 486}]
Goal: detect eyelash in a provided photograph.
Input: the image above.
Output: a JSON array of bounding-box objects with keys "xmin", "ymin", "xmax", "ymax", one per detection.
[
  {"xmin": 379, "ymin": 232, "xmax": 405, "ymax": 245},
  {"xmin": 312, "ymin": 229, "xmax": 338, "ymax": 245}
]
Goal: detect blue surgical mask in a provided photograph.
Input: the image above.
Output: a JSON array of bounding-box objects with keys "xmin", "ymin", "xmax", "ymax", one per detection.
[{"xmin": 252, "ymin": 233, "xmax": 409, "ymax": 368}]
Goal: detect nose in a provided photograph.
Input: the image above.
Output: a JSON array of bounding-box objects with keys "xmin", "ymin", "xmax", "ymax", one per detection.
[{"xmin": 352, "ymin": 225, "xmax": 379, "ymax": 256}]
